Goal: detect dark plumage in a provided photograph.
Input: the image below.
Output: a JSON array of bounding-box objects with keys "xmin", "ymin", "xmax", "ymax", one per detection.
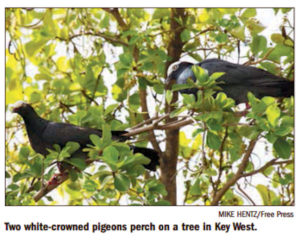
[
  {"xmin": 166, "ymin": 58, "xmax": 294, "ymax": 104},
  {"xmin": 12, "ymin": 101, "xmax": 159, "ymax": 171}
]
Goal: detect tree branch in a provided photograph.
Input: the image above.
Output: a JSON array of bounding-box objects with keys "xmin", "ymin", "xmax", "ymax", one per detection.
[
  {"xmin": 123, "ymin": 110, "xmax": 250, "ymax": 137},
  {"xmin": 33, "ymin": 159, "xmax": 95, "ymax": 202},
  {"xmin": 123, "ymin": 115, "xmax": 193, "ymax": 137},
  {"xmin": 102, "ymin": 8, "xmax": 128, "ymax": 30},
  {"xmin": 241, "ymin": 159, "xmax": 293, "ymax": 177},
  {"xmin": 56, "ymin": 31, "xmax": 128, "ymax": 46},
  {"xmin": 211, "ymin": 137, "xmax": 258, "ymax": 205},
  {"xmin": 33, "ymin": 173, "xmax": 69, "ymax": 202}
]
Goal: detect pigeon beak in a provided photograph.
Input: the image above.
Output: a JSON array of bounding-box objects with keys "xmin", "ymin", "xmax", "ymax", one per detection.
[
  {"xmin": 11, "ymin": 101, "xmax": 25, "ymax": 113},
  {"xmin": 165, "ymin": 75, "xmax": 172, "ymax": 84},
  {"xmin": 11, "ymin": 106, "xmax": 19, "ymax": 113}
]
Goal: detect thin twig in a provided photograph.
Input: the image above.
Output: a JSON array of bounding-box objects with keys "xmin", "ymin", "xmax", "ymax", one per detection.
[
  {"xmin": 237, "ymin": 183, "xmax": 256, "ymax": 205},
  {"xmin": 130, "ymin": 115, "xmax": 160, "ymax": 130},
  {"xmin": 215, "ymin": 128, "xmax": 229, "ymax": 189}
]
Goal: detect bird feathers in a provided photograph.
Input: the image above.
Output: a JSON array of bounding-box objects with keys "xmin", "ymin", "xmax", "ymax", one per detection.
[
  {"xmin": 167, "ymin": 58, "xmax": 294, "ymax": 104},
  {"xmin": 13, "ymin": 102, "xmax": 159, "ymax": 171}
]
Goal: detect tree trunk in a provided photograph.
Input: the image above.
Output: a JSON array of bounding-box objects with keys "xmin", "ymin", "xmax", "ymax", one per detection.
[{"xmin": 162, "ymin": 9, "xmax": 186, "ymax": 205}]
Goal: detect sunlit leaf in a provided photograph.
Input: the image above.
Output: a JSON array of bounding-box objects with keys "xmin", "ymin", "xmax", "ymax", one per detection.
[{"xmin": 266, "ymin": 104, "xmax": 280, "ymax": 127}]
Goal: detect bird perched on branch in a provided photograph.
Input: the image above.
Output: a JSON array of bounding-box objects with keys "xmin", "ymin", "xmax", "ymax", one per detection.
[
  {"xmin": 12, "ymin": 102, "xmax": 159, "ymax": 179},
  {"xmin": 166, "ymin": 58, "xmax": 294, "ymax": 104}
]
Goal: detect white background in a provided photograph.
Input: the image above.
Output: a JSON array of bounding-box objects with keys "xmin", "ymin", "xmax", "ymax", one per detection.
[{"xmin": 1, "ymin": 0, "xmax": 299, "ymax": 241}]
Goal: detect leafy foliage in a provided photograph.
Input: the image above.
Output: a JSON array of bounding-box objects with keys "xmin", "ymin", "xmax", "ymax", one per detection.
[{"xmin": 6, "ymin": 8, "xmax": 294, "ymax": 205}]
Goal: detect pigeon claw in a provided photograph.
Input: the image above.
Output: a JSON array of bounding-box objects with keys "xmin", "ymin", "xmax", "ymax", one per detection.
[{"xmin": 47, "ymin": 173, "xmax": 65, "ymax": 186}]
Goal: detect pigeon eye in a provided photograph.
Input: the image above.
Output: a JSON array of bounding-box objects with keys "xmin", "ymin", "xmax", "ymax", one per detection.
[{"xmin": 172, "ymin": 64, "xmax": 179, "ymax": 71}]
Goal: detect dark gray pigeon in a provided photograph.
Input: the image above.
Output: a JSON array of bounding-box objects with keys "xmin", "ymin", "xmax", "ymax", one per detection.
[
  {"xmin": 12, "ymin": 101, "xmax": 159, "ymax": 171},
  {"xmin": 166, "ymin": 58, "xmax": 294, "ymax": 104}
]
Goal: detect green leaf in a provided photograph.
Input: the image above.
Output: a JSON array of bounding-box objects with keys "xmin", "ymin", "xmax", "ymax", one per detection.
[
  {"xmin": 102, "ymin": 124, "xmax": 112, "ymax": 147},
  {"xmin": 30, "ymin": 155, "xmax": 43, "ymax": 177},
  {"xmin": 119, "ymin": 53, "xmax": 133, "ymax": 66},
  {"xmin": 263, "ymin": 166, "xmax": 274, "ymax": 176},
  {"xmin": 89, "ymin": 134, "xmax": 102, "ymax": 148},
  {"xmin": 192, "ymin": 65, "xmax": 209, "ymax": 83},
  {"xmin": 247, "ymin": 92, "xmax": 259, "ymax": 107},
  {"xmin": 7, "ymin": 184, "xmax": 19, "ymax": 191},
  {"xmin": 271, "ymin": 33, "xmax": 284, "ymax": 44},
  {"xmin": 171, "ymin": 83, "xmax": 195, "ymax": 91},
  {"xmin": 206, "ymin": 131, "xmax": 221, "ymax": 150},
  {"xmin": 83, "ymin": 179, "xmax": 98, "ymax": 192},
  {"xmin": 274, "ymin": 137, "xmax": 291, "ymax": 159},
  {"xmin": 153, "ymin": 83, "xmax": 164, "ymax": 94},
  {"xmin": 246, "ymin": 18, "xmax": 265, "ymax": 35},
  {"xmin": 69, "ymin": 169, "xmax": 78, "ymax": 181},
  {"xmin": 256, "ymin": 184, "xmax": 269, "ymax": 205},
  {"xmin": 129, "ymin": 93, "xmax": 140, "ymax": 111},
  {"xmin": 281, "ymin": 8, "xmax": 292, "ymax": 13},
  {"xmin": 190, "ymin": 178, "xmax": 201, "ymax": 195},
  {"xmin": 209, "ymin": 72, "xmax": 225, "ymax": 82},
  {"xmin": 25, "ymin": 38, "xmax": 50, "ymax": 57},
  {"xmin": 170, "ymin": 106, "xmax": 187, "ymax": 118},
  {"xmin": 268, "ymin": 44, "xmax": 293, "ymax": 62},
  {"xmin": 114, "ymin": 173, "xmax": 130, "ymax": 192},
  {"xmin": 265, "ymin": 132, "xmax": 278, "ymax": 144},
  {"xmin": 5, "ymin": 171, "xmax": 11, "ymax": 178},
  {"xmin": 266, "ymin": 104, "xmax": 280, "ymax": 127},
  {"xmin": 130, "ymin": 153, "xmax": 150, "ymax": 166},
  {"xmin": 261, "ymin": 96, "xmax": 275, "ymax": 105},
  {"xmin": 205, "ymin": 168, "xmax": 217, "ymax": 176},
  {"xmin": 241, "ymin": 8, "xmax": 257, "ymax": 19},
  {"xmin": 180, "ymin": 29, "xmax": 190, "ymax": 42},
  {"xmin": 215, "ymin": 33, "xmax": 228, "ymax": 43},
  {"xmin": 13, "ymin": 172, "xmax": 32, "ymax": 182},
  {"xmin": 230, "ymin": 26, "xmax": 245, "ymax": 41},
  {"xmin": 275, "ymin": 116, "xmax": 294, "ymax": 136},
  {"xmin": 148, "ymin": 183, "xmax": 167, "ymax": 196},
  {"xmin": 65, "ymin": 142, "xmax": 80, "ymax": 154},
  {"xmin": 206, "ymin": 119, "xmax": 222, "ymax": 131},
  {"xmin": 182, "ymin": 93, "xmax": 195, "ymax": 105},
  {"xmin": 256, "ymin": 184, "xmax": 278, "ymax": 205},
  {"xmin": 103, "ymin": 146, "xmax": 119, "ymax": 163},
  {"xmin": 152, "ymin": 8, "xmax": 170, "ymax": 19},
  {"xmin": 19, "ymin": 146, "xmax": 30, "ymax": 160},
  {"xmin": 30, "ymin": 92, "xmax": 42, "ymax": 103},
  {"xmin": 67, "ymin": 158, "xmax": 87, "ymax": 171},
  {"xmin": 215, "ymin": 92, "xmax": 235, "ymax": 108},
  {"xmin": 104, "ymin": 103, "xmax": 119, "ymax": 115},
  {"xmin": 278, "ymin": 173, "xmax": 293, "ymax": 185},
  {"xmin": 166, "ymin": 90, "xmax": 173, "ymax": 104},
  {"xmin": 57, "ymin": 56, "xmax": 69, "ymax": 72},
  {"xmin": 250, "ymin": 35, "xmax": 267, "ymax": 55}
]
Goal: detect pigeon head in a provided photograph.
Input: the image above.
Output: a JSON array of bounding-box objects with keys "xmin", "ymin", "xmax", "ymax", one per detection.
[
  {"xmin": 166, "ymin": 61, "xmax": 195, "ymax": 85},
  {"xmin": 12, "ymin": 101, "xmax": 36, "ymax": 118}
]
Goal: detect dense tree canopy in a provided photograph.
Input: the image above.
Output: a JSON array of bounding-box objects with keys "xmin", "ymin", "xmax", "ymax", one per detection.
[{"xmin": 6, "ymin": 8, "xmax": 294, "ymax": 205}]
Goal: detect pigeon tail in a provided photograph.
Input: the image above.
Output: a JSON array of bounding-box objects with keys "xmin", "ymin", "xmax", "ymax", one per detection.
[{"xmin": 131, "ymin": 146, "xmax": 160, "ymax": 171}]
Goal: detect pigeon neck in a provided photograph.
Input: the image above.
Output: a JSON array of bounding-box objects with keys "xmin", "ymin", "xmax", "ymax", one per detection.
[{"xmin": 22, "ymin": 110, "xmax": 48, "ymax": 134}]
